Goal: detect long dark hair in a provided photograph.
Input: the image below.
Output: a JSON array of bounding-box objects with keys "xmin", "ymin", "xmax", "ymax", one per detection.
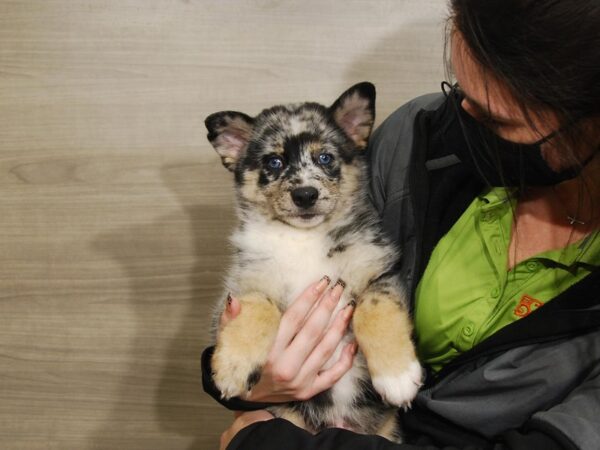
[
  {"xmin": 447, "ymin": 0, "xmax": 599, "ymax": 158},
  {"xmin": 446, "ymin": 0, "xmax": 600, "ymax": 265}
]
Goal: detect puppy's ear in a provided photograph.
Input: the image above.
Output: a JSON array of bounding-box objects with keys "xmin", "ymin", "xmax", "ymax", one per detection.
[
  {"xmin": 329, "ymin": 82, "xmax": 375, "ymax": 150},
  {"xmin": 205, "ymin": 111, "xmax": 254, "ymax": 171}
]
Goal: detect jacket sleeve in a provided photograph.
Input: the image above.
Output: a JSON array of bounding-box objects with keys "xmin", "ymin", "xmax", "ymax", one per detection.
[
  {"xmin": 226, "ymin": 418, "xmax": 568, "ymax": 450},
  {"xmin": 366, "ymin": 93, "xmax": 446, "ymax": 298},
  {"xmin": 524, "ymin": 362, "xmax": 600, "ymax": 450},
  {"xmin": 366, "ymin": 92, "xmax": 444, "ymax": 219}
]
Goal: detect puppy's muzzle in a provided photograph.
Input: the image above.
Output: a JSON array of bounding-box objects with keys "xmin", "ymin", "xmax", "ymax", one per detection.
[{"xmin": 291, "ymin": 187, "xmax": 319, "ymax": 209}]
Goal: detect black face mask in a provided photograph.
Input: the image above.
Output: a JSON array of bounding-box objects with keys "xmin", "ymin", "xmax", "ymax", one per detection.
[{"xmin": 430, "ymin": 82, "xmax": 581, "ymax": 187}]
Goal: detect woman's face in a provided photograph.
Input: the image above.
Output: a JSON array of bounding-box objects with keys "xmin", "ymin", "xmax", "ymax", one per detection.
[
  {"xmin": 450, "ymin": 31, "xmax": 561, "ymax": 143},
  {"xmin": 450, "ymin": 31, "xmax": 569, "ymax": 171}
]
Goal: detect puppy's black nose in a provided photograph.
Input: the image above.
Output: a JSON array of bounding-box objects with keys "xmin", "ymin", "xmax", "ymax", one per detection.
[{"xmin": 291, "ymin": 187, "xmax": 319, "ymax": 209}]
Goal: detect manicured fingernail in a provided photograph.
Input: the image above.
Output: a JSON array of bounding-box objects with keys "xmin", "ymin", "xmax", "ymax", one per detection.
[
  {"xmin": 316, "ymin": 275, "xmax": 331, "ymax": 291},
  {"xmin": 335, "ymin": 278, "xmax": 346, "ymax": 289},
  {"xmin": 344, "ymin": 301, "xmax": 355, "ymax": 319},
  {"xmin": 331, "ymin": 284, "xmax": 344, "ymax": 301},
  {"xmin": 227, "ymin": 293, "xmax": 233, "ymax": 305}
]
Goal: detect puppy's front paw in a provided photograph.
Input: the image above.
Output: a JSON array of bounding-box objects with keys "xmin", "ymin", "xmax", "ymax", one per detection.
[
  {"xmin": 212, "ymin": 344, "xmax": 263, "ymax": 400},
  {"xmin": 211, "ymin": 292, "xmax": 281, "ymax": 400},
  {"xmin": 352, "ymin": 290, "xmax": 423, "ymax": 408},
  {"xmin": 372, "ymin": 360, "xmax": 423, "ymax": 408}
]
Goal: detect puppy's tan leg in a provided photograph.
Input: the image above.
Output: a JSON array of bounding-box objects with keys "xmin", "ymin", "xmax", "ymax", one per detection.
[
  {"xmin": 353, "ymin": 288, "xmax": 422, "ymax": 408},
  {"xmin": 375, "ymin": 410, "xmax": 403, "ymax": 443},
  {"xmin": 212, "ymin": 292, "xmax": 281, "ymax": 400},
  {"xmin": 268, "ymin": 406, "xmax": 310, "ymax": 432}
]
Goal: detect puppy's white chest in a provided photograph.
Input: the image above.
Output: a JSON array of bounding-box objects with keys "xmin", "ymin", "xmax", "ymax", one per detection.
[{"xmin": 231, "ymin": 221, "xmax": 344, "ymax": 306}]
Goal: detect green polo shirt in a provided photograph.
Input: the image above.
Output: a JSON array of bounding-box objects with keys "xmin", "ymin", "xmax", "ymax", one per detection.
[{"xmin": 414, "ymin": 187, "xmax": 599, "ymax": 373}]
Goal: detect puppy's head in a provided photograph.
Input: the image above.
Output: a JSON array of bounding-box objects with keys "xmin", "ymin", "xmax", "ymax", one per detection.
[{"xmin": 205, "ymin": 82, "xmax": 375, "ymax": 228}]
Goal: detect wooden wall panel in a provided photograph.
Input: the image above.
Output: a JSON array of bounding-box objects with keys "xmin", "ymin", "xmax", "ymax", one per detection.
[{"xmin": 0, "ymin": 1, "xmax": 446, "ymax": 448}]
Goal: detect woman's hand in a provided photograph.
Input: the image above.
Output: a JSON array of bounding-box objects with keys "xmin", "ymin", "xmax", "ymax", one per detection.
[
  {"xmin": 221, "ymin": 277, "xmax": 357, "ymax": 403},
  {"xmin": 219, "ymin": 410, "xmax": 274, "ymax": 450}
]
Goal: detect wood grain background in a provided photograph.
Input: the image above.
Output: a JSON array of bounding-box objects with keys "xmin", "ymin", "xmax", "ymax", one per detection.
[{"xmin": 0, "ymin": 1, "xmax": 446, "ymax": 448}]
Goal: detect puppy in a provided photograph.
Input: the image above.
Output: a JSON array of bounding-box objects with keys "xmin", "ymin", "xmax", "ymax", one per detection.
[{"xmin": 205, "ymin": 82, "xmax": 421, "ymax": 441}]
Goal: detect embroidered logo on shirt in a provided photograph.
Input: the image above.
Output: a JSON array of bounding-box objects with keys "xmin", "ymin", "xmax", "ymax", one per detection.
[{"xmin": 514, "ymin": 295, "xmax": 544, "ymax": 318}]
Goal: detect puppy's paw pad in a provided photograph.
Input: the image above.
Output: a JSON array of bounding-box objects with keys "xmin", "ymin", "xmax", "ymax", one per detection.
[{"xmin": 372, "ymin": 361, "xmax": 423, "ymax": 408}]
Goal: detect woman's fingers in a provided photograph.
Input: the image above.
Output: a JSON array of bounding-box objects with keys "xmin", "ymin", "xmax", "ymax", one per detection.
[
  {"xmin": 235, "ymin": 280, "xmax": 353, "ymax": 404},
  {"xmin": 271, "ymin": 276, "xmax": 331, "ymax": 353},
  {"xmin": 297, "ymin": 302, "xmax": 354, "ymax": 380},
  {"xmin": 310, "ymin": 341, "xmax": 357, "ymax": 395},
  {"xmin": 283, "ymin": 282, "xmax": 345, "ymax": 369},
  {"xmin": 219, "ymin": 294, "xmax": 241, "ymax": 330}
]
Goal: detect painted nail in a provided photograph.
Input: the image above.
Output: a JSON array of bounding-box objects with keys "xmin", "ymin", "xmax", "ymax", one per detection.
[
  {"xmin": 344, "ymin": 303, "xmax": 354, "ymax": 320},
  {"xmin": 227, "ymin": 293, "xmax": 233, "ymax": 306},
  {"xmin": 317, "ymin": 275, "xmax": 331, "ymax": 290},
  {"xmin": 335, "ymin": 278, "xmax": 346, "ymax": 289},
  {"xmin": 331, "ymin": 283, "xmax": 345, "ymax": 301},
  {"xmin": 314, "ymin": 277, "xmax": 330, "ymax": 294}
]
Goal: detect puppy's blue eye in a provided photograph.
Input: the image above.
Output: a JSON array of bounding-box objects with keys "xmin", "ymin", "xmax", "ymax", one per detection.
[
  {"xmin": 318, "ymin": 153, "xmax": 333, "ymax": 165},
  {"xmin": 267, "ymin": 156, "xmax": 284, "ymax": 170}
]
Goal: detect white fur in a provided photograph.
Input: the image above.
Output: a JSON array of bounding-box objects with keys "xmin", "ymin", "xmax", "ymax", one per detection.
[
  {"xmin": 289, "ymin": 116, "xmax": 309, "ymax": 136},
  {"xmin": 371, "ymin": 361, "xmax": 423, "ymax": 408},
  {"xmin": 227, "ymin": 215, "xmax": 391, "ymax": 305}
]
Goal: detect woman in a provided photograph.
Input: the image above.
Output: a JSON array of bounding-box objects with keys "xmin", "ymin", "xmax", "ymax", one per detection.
[{"xmin": 204, "ymin": 0, "xmax": 600, "ymax": 448}]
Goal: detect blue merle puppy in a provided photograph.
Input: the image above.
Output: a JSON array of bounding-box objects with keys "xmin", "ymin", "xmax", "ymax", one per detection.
[{"xmin": 205, "ymin": 83, "xmax": 422, "ymax": 441}]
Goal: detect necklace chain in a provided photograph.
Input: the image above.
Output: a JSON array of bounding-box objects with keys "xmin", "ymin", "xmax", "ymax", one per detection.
[
  {"xmin": 551, "ymin": 185, "xmax": 586, "ymax": 226},
  {"xmin": 567, "ymin": 215, "xmax": 586, "ymax": 226}
]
